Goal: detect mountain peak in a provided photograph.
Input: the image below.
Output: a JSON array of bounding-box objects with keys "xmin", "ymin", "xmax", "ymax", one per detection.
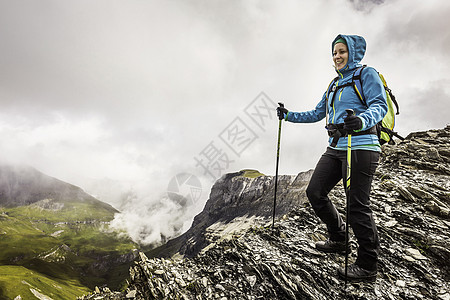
[{"xmin": 0, "ymin": 164, "xmax": 115, "ymax": 211}]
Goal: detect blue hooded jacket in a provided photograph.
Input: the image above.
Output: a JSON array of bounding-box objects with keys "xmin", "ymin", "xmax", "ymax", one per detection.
[{"xmin": 286, "ymin": 34, "xmax": 388, "ymax": 151}]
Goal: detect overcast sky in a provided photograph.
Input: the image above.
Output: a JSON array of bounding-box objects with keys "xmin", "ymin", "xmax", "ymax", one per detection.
[{"xmin": 1, "ymin": 0, "xmax": 449, "ymax": 245}]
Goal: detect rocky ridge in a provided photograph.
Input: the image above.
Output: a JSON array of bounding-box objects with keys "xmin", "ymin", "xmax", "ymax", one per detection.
[
  {"xmin": 154, "ymin": 169, "xmax": 313, "ymax": 259},
  {"xmin": 81, "ymin": 126, "xmax": 450, "ymax": 300}
]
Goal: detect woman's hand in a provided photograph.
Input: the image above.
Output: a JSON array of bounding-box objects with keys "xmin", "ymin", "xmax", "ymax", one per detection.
[
  {"xmin": 344, "ymin": 115, "xmax": 363, "ymax": 131},
  {"xmin": 276, "ymin": 106, "xmax": 289, "ymax": 120}
]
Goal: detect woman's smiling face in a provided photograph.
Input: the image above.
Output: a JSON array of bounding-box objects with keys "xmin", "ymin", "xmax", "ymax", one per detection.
[{"xmin": 333, "ymin": 42, "xmax": 349, "ymax": 70}]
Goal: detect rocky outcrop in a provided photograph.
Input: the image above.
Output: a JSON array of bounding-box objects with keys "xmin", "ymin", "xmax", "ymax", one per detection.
[
  {"xmin": 80, "ymin": 126, "xmax": 450, "ymax": 300},
  {"xmin": 149, "ymin": 169, "xmax": 313, "ymax": 258}
]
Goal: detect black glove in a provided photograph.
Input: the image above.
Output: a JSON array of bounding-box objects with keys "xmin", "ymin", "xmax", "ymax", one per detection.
[
  {"xmin": 343, "ymin": 115, "xmax": 362, "ymax": 132},
  {"xmin": 276, "ymin": 106, "xmax": 289, "ymax": 120}
]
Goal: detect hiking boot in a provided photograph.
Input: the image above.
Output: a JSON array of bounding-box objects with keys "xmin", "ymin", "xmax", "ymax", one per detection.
[
  {"xmin": 338, "ymin": 263, "xmax": 377, "ymax": 281},
  {"xmin": 315, "ymin": 239, "xmax": 348, "ymax": 254}
]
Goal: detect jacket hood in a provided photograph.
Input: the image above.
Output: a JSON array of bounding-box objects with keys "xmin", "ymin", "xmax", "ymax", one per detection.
[{"xmin": 332, "ymin": 34, "xmax": 366, "ymax": 72}]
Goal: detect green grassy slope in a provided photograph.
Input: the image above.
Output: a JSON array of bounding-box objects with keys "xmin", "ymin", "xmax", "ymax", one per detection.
[
  {"xmin": 0, "ymin": 265, "xmax": 91, "ymax": 300},
  {"xmin": 0, "ymin": 198, "xmax": 141, "ymax": 298}
]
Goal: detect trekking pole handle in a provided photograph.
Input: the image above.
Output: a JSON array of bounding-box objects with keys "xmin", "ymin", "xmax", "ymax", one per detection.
[
  {"xmin": 345, "ymin": 109, "xmax": 354, "ymax": 117},
  {"xmin": 277, "ymin": 102, "xmax": 286, "ymax": 121}
]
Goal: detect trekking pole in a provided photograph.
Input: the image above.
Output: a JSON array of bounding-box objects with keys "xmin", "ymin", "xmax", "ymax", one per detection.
[
  {"xmin": 272, "ymin": 102, "xmax": 284, "ymax": 230},
  {"xmin": 344, "ymin": 108, "xmax": 354, "ymax": 293}
]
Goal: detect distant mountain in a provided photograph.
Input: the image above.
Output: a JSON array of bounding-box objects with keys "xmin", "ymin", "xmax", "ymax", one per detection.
[
  {"xmin": 0, "ymin": 164, "xmax": 115, "ymax": 210},
  {"xmin": 0, "ymin": 164, "xmax": 142, "ymax": 299},
  {"xmin": 81, "ymin": 126, "xmax": 450, "ymax": 299}
]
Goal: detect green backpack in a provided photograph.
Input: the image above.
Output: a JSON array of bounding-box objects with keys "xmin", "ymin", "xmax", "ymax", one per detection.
[{"xmin": 326, "ymin": 65, "xmax": 404, "ymax": 145}]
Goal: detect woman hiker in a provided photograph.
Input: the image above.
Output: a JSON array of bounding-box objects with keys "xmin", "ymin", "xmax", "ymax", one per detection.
[{"xmin": 277, "ymin": 34, "xmax": 387, "ymax": 281}]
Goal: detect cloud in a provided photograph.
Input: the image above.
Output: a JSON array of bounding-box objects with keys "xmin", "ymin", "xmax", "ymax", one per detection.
[
  {"xmin": 376, "ymin": 1, "xmax": 450, "ymax": 61},
  {"xmin": 347, "ymin": 0, "xmax": 385, "ymax": 12},
  {"xmin": 109, "ymin": 190, "xmax": 198, "ymax": 247},
  {"xmin": 400, "ymin": 79, "xmax": 450, "ymax": 131}
]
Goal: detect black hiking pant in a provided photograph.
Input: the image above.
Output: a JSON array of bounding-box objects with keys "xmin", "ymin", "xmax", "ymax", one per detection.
[{"xmin": 306, "ymin": 147, "xmax": 380, "ymax": 271}]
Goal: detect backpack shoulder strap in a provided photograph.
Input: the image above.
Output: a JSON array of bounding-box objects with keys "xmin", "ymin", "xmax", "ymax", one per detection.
[
  {"xmin": 325, "ymin": 76, "xmax": 338, "ymax": 125},
  {"xmin": 326, "ymin": 76, "xmax": 339, "ymax": 99},
  {"xmin": 379, "ymin": 73, "xmax": 400, "ymax": 115},
  {"xmin": 327, "ymin": 76, "xmax": 355, "ymax": 107},
  {"xmin": 352, "ymin": 65, "xmax": 367, "ymax": 106}
]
